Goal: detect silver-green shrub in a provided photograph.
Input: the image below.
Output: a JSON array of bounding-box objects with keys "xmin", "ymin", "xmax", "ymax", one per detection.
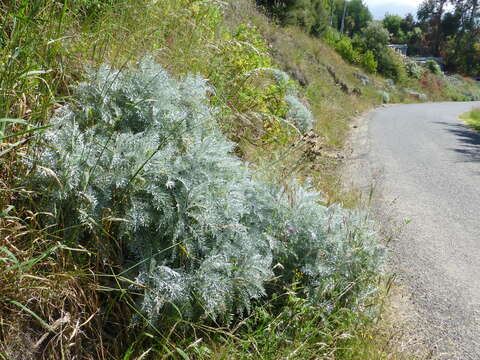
[
  {"xmin": 405, "ymin": 59, "xmax": 422, "ymax": 79},
  {"xmin": 32, "ymin": 59, "xmax": 382, "ymax": 324},
  {"xmin": 248, "ymin": 67, "xmax": 313, "ymax": 132},
  {"xmin": 284, "ymin": 94, "xmax": 314, "ymax": 133},
  {"xmin": 377, "ymin": 90, "xmax": 390, "ymax": 103}
]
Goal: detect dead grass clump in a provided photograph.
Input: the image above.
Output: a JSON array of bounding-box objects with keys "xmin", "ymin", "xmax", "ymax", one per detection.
[{"xmin": 0, "ymin": 208, "xmax": 109, "ymax": 359}]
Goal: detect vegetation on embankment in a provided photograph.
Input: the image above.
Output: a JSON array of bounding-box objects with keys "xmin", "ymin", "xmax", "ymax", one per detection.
[
  {"xmin": 0, "ymin": 0, "xmax": 477, "ymax": 359},
  {"xmin": 259, "ymin": 0, "xmax": 480, "ymax": 77},
  {"xmin": 461, "ymin": 107, "xmax": 480, "ymax": 132}
]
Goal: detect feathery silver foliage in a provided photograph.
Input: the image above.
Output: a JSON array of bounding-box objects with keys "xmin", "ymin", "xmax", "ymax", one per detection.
[{"xmin": 32, "ymin": 59, "xmax": 382, "ymax": 324}]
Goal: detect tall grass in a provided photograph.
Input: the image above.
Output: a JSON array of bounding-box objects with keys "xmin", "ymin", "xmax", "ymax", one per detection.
[{"xmin": 0, "ymin": 1, "xmax": 124, "ymax": 358}]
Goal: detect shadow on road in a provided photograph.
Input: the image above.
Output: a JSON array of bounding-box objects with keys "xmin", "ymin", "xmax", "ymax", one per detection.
[{"xmin": 434, "ymin": 121, "xmax": 480, "ymax": 163}]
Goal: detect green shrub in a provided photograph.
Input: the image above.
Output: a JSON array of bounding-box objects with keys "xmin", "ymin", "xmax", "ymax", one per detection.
[
  {"xmin": 322, "ymin": 27, "xmax": 341, "ymax": 46},
  {"xmin": 327, "ymin": 33, "xmax": 377, "ymax": 73},
  {"xmin": 359, "ymin": 50, "xmax": 377, "ymax": 73},
  {"xmin": 358, "ymin": 21, "xmax": 390, "ymax": 55},
  {"xmin": 211, "ymin": 24, "xmax": 301, "ymax": 142},
  {"xmin": 335, "ymin": 37, "xmax": 360, "ymax": 64},
  {"xmin": 376, "ymin": 49, "xmax": 406, "ymax": 82},
  {"xmin": 31, "ymin": 59, "xmax": 383, "ymax": 325},
  {"xmin": 425, "ymin": 60, "xmax": 442, "ymax": 75}
]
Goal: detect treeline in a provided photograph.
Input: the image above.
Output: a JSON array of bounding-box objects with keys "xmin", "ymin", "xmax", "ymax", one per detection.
[
  {"xmin": 258, "ymin": 0, "xmax": 480, "ymax": 76},
  {"xmin": 256, "ymin": 0, "xmax": 372, "ymax": 36},
  {"xmin": 385, "ymin": 0, "xmax": 480, "ymax": 75}
]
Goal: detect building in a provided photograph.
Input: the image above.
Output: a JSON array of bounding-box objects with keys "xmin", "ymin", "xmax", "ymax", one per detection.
[{"xmin": 388, "ymin": 44, "xmax": 408, "ymax": 56}]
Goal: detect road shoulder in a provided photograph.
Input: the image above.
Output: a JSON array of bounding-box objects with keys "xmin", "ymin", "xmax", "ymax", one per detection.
[{"xmin": 341, "ymin": 105, "xmax": 435, "ymax": 359}]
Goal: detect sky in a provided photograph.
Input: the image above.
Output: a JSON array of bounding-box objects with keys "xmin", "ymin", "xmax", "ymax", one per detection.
[{"xmin": 364, "ymin": 0, "xmax": 424, "ymax": 19}]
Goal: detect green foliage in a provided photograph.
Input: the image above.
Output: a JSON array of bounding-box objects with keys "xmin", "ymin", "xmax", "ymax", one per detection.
[
  {"xmin": 377, "ymin": 49, "xmax": 406, "ymax": 82},
  {"xmin": 445, "ymin": 33, "xmax": 480, "ymax": 76},
  {"xmin": 331, "ymin": 36, "xmax": 377, "ymax": 73},
  {"xmin": 282, "ymin": 0, "xmax": 330, "ymax": 35},
  {"xmin": 358, "ymin": 21, "xmax": 390, "ymax": 55},
  {"xmin": 65, "ymin": 0, "xmax": 117, "ymax": 16},
  {"xmin": 383, "ymin": 14, "xmax": 402, "ymax": 35},
  {"xmin": 204, "ymin": 285, "xmax": 384, "ymax": 359},
  {"xmin": 2, "ymin": 0, "xmax": 475, "ymax": 358},
  {"xmin": 360, "ymin": 50, "xmax": 378, "ymax": 73},
  {"xmin": 209, "ymin": 23, "xmax": 305, "ymax": 142},
  {"xmin": 259, "ymin": 0, "xmax": 480, "ymax": 76},
  {"xmin": 258, "ymin": 0, "xmax": 372, "ymax": 37},
  {"xmin": 351, "ymin": 21, "xmax": 406, "ymax": 78},
  {"xmin": 335, "ymin": 36, "xmax": 360, "ymax": 64},
  {"xmin": 341, "ymin": 0, "xmax": 373, "ymax": 35},
  {"xmin": 425, "ymin": 60, "xmax": 442, "ymax": 75},
  {"xmin": 383, "ymin": 14, "xmax": 407, "ymax": 43},
  {"xmin": 257, "ymin": 0, "xmax": 330, "ymax": 35},
  {"xmin": 461, "ymin": 108, "xmax": 480, "ymax": 132},
  {"xmin": 31, "ymin": 60, "xmax": 382, "ymax": 326},
  {"xmin": 469, "ymin": 108, "xmax": 480, "ymax": 121},
  {"xmin": 329, "ymin": 0, "xmax": 372, "ymax": 36},
  {"xmin": 0, "ymin": 0, "xmax": 71, "ymax": 131},
  {"xmin": 322, "ymin": 26, "xmax": 341, "ymax": 46},
  {"xmin": 413, "ymin": 0, "xmax": 479, "ymax": 74},
  {"xmin": 212, "ymin": 23, "xmax": 274, "ymax": 107}
]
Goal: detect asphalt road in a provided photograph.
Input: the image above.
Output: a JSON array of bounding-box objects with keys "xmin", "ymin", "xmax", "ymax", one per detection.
[{"xmin": 347, "ymin": 102, "xmax": 480, "ymax": 359}]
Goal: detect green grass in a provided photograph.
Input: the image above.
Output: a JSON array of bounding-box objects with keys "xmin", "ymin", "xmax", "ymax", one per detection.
[
  {"xmin": 111, "ymin": 280, "xmax": 417, "ymax": 360},
  {"xmin": 461, "ymin": 107, "xmax": 480, "ymax": 131}
]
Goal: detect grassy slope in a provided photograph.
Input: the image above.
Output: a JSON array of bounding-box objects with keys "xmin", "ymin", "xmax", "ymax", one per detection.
[
  {"xmin": 226, "ymin": 0, "xmax": 480, "ymax": 203},
  {"xmin": 0, "ymin": 0, "xmax": 478, "ymax": 359}
]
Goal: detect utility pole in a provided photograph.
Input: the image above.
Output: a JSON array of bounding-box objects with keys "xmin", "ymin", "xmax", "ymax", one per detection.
[
  {"xmin": 330, "ymin": 0, "xmax": 334, "ymax": 26},
  {"xmin": 470, "ymin": 0, "xmax": 478, "ymax": 30},
  {"xmin": 340, "ymin": 0, "xmax": 348, "ymax": 34}
]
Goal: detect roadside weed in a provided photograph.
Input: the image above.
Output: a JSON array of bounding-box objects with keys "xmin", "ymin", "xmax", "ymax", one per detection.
[{"xmin": 461, "ymin": 107, "xmax": 480, "ymax": 131}]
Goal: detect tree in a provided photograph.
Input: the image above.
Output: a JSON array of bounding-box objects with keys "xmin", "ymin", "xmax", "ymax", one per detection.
[
  {"xmin": 417, "ymin": 0, "xmax": 449, "ymax": 55},
  {"xmin": 383, "ymin": 14, "xmax": 405, "ymax": 43},
  {"xmin": 256, "ymin": 0, "xmax": 330, "ymax": 35},
  {"xmin": 358, "ymin": 21, "xmax": 390, "ymax": 54},
  {"xmin": 401, "ymin": 13, "xmax": 415, "ymax": 34},
  {"xmin": 346, "ymin": 0, "xmax": 373, "ymax": 35},
  {"xmin": 331, "ymin": 0, "xmax": 372, "ymax": 36},
  {"xmin": 444, "ymin": 0, "xmax": 480, "ymax": 74}
]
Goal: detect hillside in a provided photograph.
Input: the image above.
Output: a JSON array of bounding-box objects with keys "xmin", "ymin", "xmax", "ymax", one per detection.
[{"xmin": 0, "ymin": 1, "xmax": 479, "ymax": 359}]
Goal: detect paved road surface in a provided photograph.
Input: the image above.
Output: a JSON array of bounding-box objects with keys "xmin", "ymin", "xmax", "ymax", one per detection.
[{"xmin": 347, "ymin": 102, "xmax": 480, "ymax": 359}]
